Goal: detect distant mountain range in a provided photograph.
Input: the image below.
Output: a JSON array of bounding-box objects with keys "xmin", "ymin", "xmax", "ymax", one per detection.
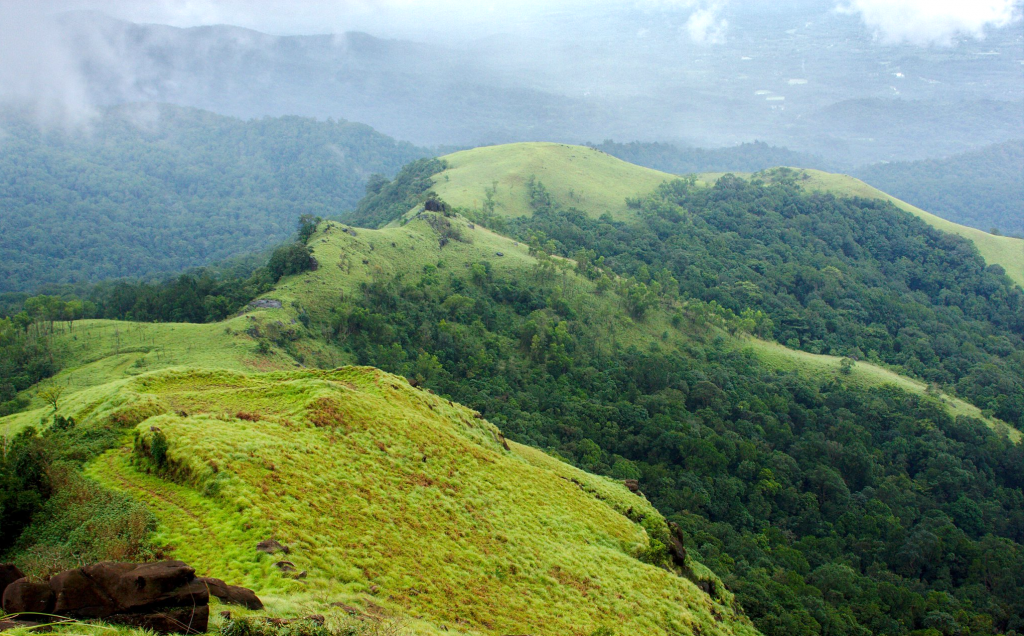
[{"xmin": 52, "ymin": 11, "xmax": 1024, "ymax": 164}]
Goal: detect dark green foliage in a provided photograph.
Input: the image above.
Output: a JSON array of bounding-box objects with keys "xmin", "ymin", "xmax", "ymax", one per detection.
[
  {"xmin": 344, "ymin": 158, "xmax": 449, "ymax": 228},
  {"xmin": 855, "ymin": 140, "xmax": 1024, "ymax": 236},
  {"xmin": 297, "ymin": 215, "xmax": 322, "ymax": 245},
  {"xmin": 149, "ymin": 431, "xmax": 169, "ymax": 469},
  {"xmin": 591, "ymin": 140, "xmax": 831, "ymax": 174},
  {"xmin": 0, "ymin": 428, "xmax": 50, "ymax": 551},
  {"xmin": 0, "ymin": 105, "xmax": 427, "ymax": 292},
  {"xmin": 268, "ymin": 244, "xmax": 316, "ymax": 280},
  {"xmin": 0, "ymin": 317, "xmax": 58, "ymax": 416},
  {"xmin": 498, "ymin": 176, "xmax": 1024, "ymax": 429}
]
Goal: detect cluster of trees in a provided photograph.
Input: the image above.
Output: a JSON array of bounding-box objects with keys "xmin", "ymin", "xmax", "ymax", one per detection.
[
  {"xmin": 494, "ymin": 176, "xmax": 1024, "ymax": 430},
  {"xmin": 345, "ymin": 158, "xmax": 449, "ymax": 228},
  {"xmin": 0, "ymin": 105, "xmax": 426, "ymax": 291},
  {"xmin": 855, "ymin": 140, "xmax": 1024, "ymax": 237}
]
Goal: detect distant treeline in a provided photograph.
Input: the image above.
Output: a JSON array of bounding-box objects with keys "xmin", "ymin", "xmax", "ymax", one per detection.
[
  {"xmin": 855, "ymin": 140, "xmax": 1024, "ymax": 237},
  {"xmin": 0, "ymin": 104, "xmax": 427, "ymax": 292},
  {"xmin": 590, "ymin": 140, "xmax": 833, "ymax": 175}
]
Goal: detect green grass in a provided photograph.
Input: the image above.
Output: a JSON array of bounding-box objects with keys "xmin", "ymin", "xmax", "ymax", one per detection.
[
  {"xmin": 430, "ymin": 143, "xmax": 674, "ymax": 222},
  {"xmin": 56, "ymin": 366, "xmax": 756, "ymax": 636}
]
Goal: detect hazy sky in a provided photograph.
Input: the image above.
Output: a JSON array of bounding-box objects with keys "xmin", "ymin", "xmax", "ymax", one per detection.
[
  {"xmin": 1, "ymin": 0, "xmax": 1020, "ymax": 131},
  {"xmin": 16, "ymin": 0, "xmax": 1024, "ymax": 44}
]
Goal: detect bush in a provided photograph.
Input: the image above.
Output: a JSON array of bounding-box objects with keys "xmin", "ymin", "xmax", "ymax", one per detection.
[{"xmin": 268, "ymin": 244, "xmax": 315, "ymax": 281}]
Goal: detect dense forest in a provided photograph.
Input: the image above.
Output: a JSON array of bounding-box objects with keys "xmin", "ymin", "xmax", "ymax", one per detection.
[
  {"xmin": 855, "ymin": 141, "xmax": 1024, "ymax": 237},
  {"xmin": 0, "ymin": 105, "xmax": 426, "ymax": 291}
]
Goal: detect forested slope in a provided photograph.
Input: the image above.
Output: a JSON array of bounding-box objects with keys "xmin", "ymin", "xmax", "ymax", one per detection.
[
  {"xmin": 0, "ymin": 104, "xmax": 427, "ymax": 291},
  {"xmin": 854, "ymin": 140, "xmax": 1024, "ymax": 237}
]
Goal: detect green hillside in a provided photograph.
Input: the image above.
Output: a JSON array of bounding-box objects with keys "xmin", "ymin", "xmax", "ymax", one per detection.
[
  {"xmin": 430, "ymin": 143, "xmax": 1024, "ymax": 288},
  {"xmin": 854, "ymin": 140, "xmax": 1024, "ymax": 238},
  {"xmin": 5, "ymin": 143, "xmax": 1024, "ymax": 636},
  {"xmin": 0, "ymin": 104, "xmax": 426, "ymax": 291},
  {"xmin": 51, "ymin": 366, "xmax": 749, "ymax": 636},
  {"xmin": 430, "ymin": 143, "xmax": 673, "ymax": 221}
]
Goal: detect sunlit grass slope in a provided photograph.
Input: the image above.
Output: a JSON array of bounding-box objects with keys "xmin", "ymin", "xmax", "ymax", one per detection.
[
  {"xmin": 430, "ymin": 142, "xmax": 674, "ymax": 221},
  {"xmin": 760, "ymin": 168, "xmax": 1024, "ymax": 288},
  {"xmin": 66, "ymin": 366, "xmax": 756, "ymax": 636},
  {"xmin": 1, "ymin": 314, "xmax": 300, "ymax": 435}
]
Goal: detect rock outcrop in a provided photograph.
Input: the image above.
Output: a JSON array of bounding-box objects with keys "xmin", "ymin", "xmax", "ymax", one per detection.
[{"xmin": 1, "ymin": 561, "xmax": 211, "ymax": 634}]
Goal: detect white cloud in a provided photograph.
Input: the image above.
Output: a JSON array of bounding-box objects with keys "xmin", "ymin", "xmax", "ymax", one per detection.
[
  {"xmin": 838, "ymin": 0, "xmax": 1023, "ymax": 46},
  {"xmin": 0, "ymin": 1, "xmax": 95, "ymax": 127},
  {"xmin": 685, "ymin": 5, "xmax": 729, "ymax": 44}
]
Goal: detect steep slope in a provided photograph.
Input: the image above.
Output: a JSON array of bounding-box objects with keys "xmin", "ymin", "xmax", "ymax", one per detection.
[{"xmin": 6, "ymin": 365, "xmax": 756, "ymax": 636}]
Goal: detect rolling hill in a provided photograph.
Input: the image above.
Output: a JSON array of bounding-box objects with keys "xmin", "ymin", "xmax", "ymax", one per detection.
[
  {"xmin": 427, "ymin": 143, "xmax": 1024, "ymax": 288},
  {"xmin": 4, "ymin": 143, "xmax": 1024, "ymax": 636},
  {"xmin": 765, "ymin": 168, "xmax": 1024, "ymax": 289}
]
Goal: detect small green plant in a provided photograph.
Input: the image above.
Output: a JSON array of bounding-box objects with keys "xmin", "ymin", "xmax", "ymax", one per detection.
[
  {"xmin": 149, "ymin": 431, "xmax": 169, "ymax": 469},
  {"xmin": 839, "ymin": 357, "xmax": 855, "ymax": 375}
]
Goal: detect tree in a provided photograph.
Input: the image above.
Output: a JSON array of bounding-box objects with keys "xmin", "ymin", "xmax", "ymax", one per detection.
[
  {"xmin": 37, "ymin": 385, "xmax": 64, "ymax": 412},
  {"xmin": 297, "ymin": 214, "xmax": 321, "ymax": 244},
  {"xmin": 268, "ymin": 243, "xmax": 315, "ymax": 280}
]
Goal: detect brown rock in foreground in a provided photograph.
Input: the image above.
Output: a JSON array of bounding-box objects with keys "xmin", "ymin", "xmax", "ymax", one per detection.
[
  {"xmin": 2, "ymin": 578, "xmax": 55, "ymax": 619},
  {"xmin": 198, "ymin": 577, "xmax": 263, "ymax": 610},
  {"xmin": 2, "ymin": 561, "xmax": 210, "ymax": 635},
  {"xmin": 0, "ymin": 565, "xmax": 25, "ymax": 597}
]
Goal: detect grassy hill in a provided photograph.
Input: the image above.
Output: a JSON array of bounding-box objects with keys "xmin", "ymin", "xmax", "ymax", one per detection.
[
  {"xmin": 53, "ymin": 365, "xmax": 749, "ymax": 636},
  {"xmin": 430, "ymin": 143, "xmax": 673, "ymax": 222},
  {"xmin": 429, "ymin": 143, "xmax": 1024, "ymax": 288}
]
